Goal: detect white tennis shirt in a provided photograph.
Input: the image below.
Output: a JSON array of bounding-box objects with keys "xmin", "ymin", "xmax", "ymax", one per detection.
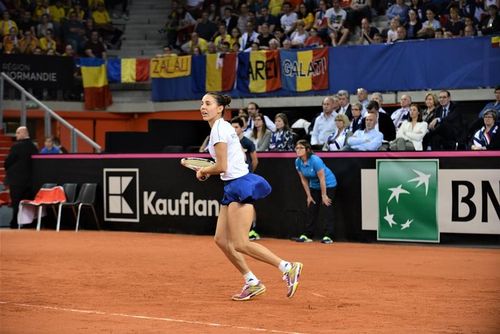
[{"xmin": 208, "ymin": 118, "xmax": 249, "ymax": 181}]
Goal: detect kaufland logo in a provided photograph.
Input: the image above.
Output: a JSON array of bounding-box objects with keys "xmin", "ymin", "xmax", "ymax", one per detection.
[{"xmin": 103, "ymin": 168, "xmax": 140, "ymax": 222}]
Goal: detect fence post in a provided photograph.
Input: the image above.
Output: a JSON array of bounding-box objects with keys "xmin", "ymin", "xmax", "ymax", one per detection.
[
  {"xmin": 0, "ymin": 75, "xmax": 4, "ymax": 130},
  {"xmin": 44, "ymin": 111, "xmax": 51, "ymax": 138},
  {"xmin": 70, "ymin": 128, "xmax": 78, "ymax": 153},
  {"xmin": 20, "ymin": 91, "xmax": 27, "ymax": 126}
]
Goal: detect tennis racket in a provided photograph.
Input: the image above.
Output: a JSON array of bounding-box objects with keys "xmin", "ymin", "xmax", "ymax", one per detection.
[{"xmin": 181, "ymin": 157, "xmax": 215, "ymax": 181}]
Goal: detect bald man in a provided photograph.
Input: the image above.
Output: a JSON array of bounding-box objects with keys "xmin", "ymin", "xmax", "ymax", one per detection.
[{"xmin": 5, "ymin": 126, "xmax": 38, "ymax": 228}]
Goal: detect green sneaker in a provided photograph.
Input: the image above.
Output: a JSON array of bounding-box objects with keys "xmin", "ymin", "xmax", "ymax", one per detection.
[
  {"xmin": 249, "ymin": 230, "xmax": 261, "ymax": 241},
  {"xmin": 232, "ymin": 282, "xmax": 266, "ymax": 301},
  {"xmin": 283, "ymin": 262, "xmax": 303, "ymax": 298},
  {"xmin": 321, "ymin": 236, "xmax": 333, "ymax": 244},
  {"xmin": 297, "ymin": 235, "xmax": 313, "ymax": 243}
]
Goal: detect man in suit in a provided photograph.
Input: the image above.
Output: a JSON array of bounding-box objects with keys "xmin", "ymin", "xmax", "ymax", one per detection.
[
  {"xmin": 338, "ymin": 90, "xmax": 353, "ymax": 120},
  {"xmin": 361, "ymin": 100, "xmax": 396, "ymax": 143},
  {"xmin": 5, "ymin": 126, "xmax": 38, "ymax": 228},
  {"xmin": 431, "ymin": 90, "xmax": 465, "ymax": 150}
]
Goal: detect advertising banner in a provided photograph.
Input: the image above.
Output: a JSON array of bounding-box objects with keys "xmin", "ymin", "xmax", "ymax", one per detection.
[
  {"xmin": 0, "ymin": 54, "xmax": 74, "ymax": 89},
  {"xmin": 377, "ymin": 160, "xmax": 440, "ymax": 243}
]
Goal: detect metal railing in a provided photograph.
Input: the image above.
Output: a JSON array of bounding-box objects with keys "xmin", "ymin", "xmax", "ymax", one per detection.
[{"xmin": 0, "ymin": 72, "xmax": 101, "ymax": 153}]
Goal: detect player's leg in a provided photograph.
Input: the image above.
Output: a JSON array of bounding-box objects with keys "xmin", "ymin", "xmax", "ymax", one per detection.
[{"xmin": 214, "ymin": 205, "xmax": 250, "ymax": 275}]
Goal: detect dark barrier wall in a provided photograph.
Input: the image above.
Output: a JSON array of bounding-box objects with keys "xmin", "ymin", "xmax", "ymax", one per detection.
[{"xmin": 32, "ymin": 152, "xmax": 500, "ymax": 243}]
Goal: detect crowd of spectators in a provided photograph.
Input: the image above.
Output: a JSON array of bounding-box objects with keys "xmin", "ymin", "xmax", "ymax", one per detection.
[
  {"xmin": 236, "ymin": 86, "xmax": 500, "ymax": 151},
  {"xmin": 0, "ymin": 0, "xmax": 126, "ymax": 58},
  {"xmin": 160, "ymin": 0, "xmax": 500, "ymax": 55}
]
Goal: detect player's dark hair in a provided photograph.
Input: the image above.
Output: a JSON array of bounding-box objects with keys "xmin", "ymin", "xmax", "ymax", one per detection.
[{"xmin": 207, "ymin": 92, "xmax": 231, "ymax": 108}]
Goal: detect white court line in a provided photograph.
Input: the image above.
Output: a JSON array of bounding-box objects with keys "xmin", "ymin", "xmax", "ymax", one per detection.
[{"xmin": 0, "ymin": 301, "xmax": 308, "ymax": 334}]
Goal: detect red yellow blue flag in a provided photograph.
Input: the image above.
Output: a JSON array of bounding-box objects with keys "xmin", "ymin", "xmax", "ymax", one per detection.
[
  {"xmin": 237, "ymin": 50, "xmax": 281, "ymax": 93},
  {"xmin": 280, "ymin": 48, "xmax": 329, "ymax": 92}
]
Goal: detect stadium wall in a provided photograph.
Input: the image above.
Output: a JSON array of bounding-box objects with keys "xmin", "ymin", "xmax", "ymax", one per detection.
[{"xmin": 32, "ymin": 152, "xmax": 500, "ymax": 244}]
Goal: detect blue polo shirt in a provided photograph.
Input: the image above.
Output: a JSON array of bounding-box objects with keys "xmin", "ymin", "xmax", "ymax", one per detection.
[{"xmin": 295, "ymin": 154, "xmax": 337, "ymax": 190}]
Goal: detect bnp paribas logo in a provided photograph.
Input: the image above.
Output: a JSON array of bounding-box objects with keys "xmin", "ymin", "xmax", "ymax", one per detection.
[{"xmin": 377, "ymin": 160, "xmax": 439, "ymax": 243}]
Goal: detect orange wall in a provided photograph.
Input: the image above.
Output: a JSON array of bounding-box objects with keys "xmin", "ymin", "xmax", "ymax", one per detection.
[{"xmin": 4, "ymin": 108, "xmax": 233, "ymax": 153}]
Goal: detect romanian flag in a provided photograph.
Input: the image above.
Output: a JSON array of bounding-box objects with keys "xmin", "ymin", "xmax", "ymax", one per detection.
[
  {"xmin": 280, "ymin": 48, "xmax": 329, "ymax": 92},
  {"xmin": 492, "ymin": 36, "xmax": 500, "ymax": 48},
  {"xmin": 237, "ymin": 50, "xmax": 281, "ymax": 93},
  {"xmin": 107, "ymin": 58, "xmax": 150, "ymax": 83},
  {"xmin": 80, "ymin": 58, "xmax": 112, "ymax": 110},
  {"xmin": 205, "ymin": 53, "xmax": 237, "ymax": 92}
]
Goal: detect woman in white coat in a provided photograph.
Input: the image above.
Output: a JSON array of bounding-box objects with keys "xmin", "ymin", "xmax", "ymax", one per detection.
[{"xmin": 390, "ymin": 104, "xmax": 428, "ymax": 151}]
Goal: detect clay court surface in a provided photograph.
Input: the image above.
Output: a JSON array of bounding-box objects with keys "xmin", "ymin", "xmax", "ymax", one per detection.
[{"xmin": 1, "ymin": 230, "xmax": 499, "ymax": 333}]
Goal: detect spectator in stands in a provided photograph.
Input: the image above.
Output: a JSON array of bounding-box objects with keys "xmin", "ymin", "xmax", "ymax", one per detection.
[
  {"xmin": 417, "ymin": 8, "xmax": 441, "ymax": 38},
  {"xmin": 323, "ymin": 113, "xmax": 352, "ymax": 151},
  {"xmin": 390, "ymin": 103, "xmax": 428, "ymax": 151},
  {"xmin": 231, "ymin": 41, "xmax": 241, "ymax": 52},
  {"xmin": 19, "ymin": 30, "xmax": 39, "ymax": 54},
  {"xmin": 297, "ymin": 3, "xmax": 315, "ymax": 30},
  {"xmin": 464, "ymin": 21, "xmax": 476, "ymax": 36},
  {"xmin": 63, "ymin": 11, "xmax": 86, "ymax": 53},
  {"xmin": 1, "ymin": 10, "xmax": 18, "ymax": 38},
  {"xmin": 40, "ymin": 136, "xmax": 62, "ymax": 154},
  {"xmin": 257, "ymin": 23, "xmax": 274, "ymax": 49},
  {"xmin": 247, "ymin": 113, "xmax": 273, "ymax": 151},
  {"xmin": 281, "ymin": 2, "xmax": 298, "ymax": 35},
  {"xmin": 349, "ymin": 0, "xmax": 372, "ymax": 28},
  {"xmin": 3, "ymin": 26, "xmax": 21, "ymax": 53},
  {"xmin": 229, "ymin": 27, "xmax": 242, "ymax": 49},
  {"xmin": 345, "ymin": 112, "xmax": 383, "ymax": 151},
  {"xmin": 49, "ymin": 0, "xmax": 66, "ymax": 25},
  {"xmin": 206, "ymin": 3, "xmax": 219, "ymax": 23},
  {"xmin": 326, "ymin": 0, "xmax": 350, "ymax": 46},
  {"xmin": 240, "ymin": 21, "xmax": 259, "ymax": 52},
  {"xmin": 33, "ymin": 0, "xmax": 50, "ymax": 21},
  {"xmin": 5, "ymin": 126, "xmax": 38, "ymax": 229},
  {"xmin": 290, "ymin": 19, "xmax": 308, "ymax": 47},
  {"xmin": 470, "ymin": 110, "xmax": 499, "ymax": 150},
  {"xmin": 362, "ymin": 100, "xmax": 396, "ymax": 142},
  {"xmin": 372, "ymin": 32, "xmax": 384, "ymax": 43},
  {"xmin": 479, "ymin": 86, "xmax": 500, "ymax": 118},
  {"xmin": 84, "ymin": 29, "xmax": 106, "ymax": 59},
  {"xmin": 17, "ymin": 11, "xmax": 37, "ymax": 36},
  {"xmin": 301, "ymin": 27, "xmax": 321, "ymax": 47},
  {"xmin": 232, "ymin": 116, "xmax": 259, "ymax": 172},
  {"xmin": 313, "ymin": 0, "xmax": 329, "ymax": 40},
  {"xmin": 431, "ymin": 90, "xmax": 465, "ymax": 150},
  {"xmin": 386, "ymin": 17, "xmax": 401, "ymax": 43},
  {"xmin": 257, "ymin": 6, "xmax": 279, "ymax": 32},
  {"xmin": 39, "ymin": 28, "xmax": 57, "ymax": 54},
  {"xmin": 444, "ymin": 6, "xmax": 465, "ymax": 37},
  {"xmin": 370, "ymin": 92, "xmax": 387, "ymax": 114},
  {"xmin": 348, "ymin": 102, "xmax": 364, "ymax": 133},
  {"xmin": 405, "ymin": 9, "xmax": 422, "ymax": 39},
  {"xmin": 409, "ymin": 0, "xmax": 425, "ymax": 21},
  {"xmin": 394, "ymin": 25, "xmax": 407, "ymax": 41},
  {"xmin": 310, "ymin": 96, "xmax": 338, "ymax": 147},
  {"xmin": 391, "ymin": 94, "xmax": 411, "ymax": 129},
  {"xmin": 294, "ymin": 139, "xmax": 337, "ymax": 244},
  {"xmin": 206, "ymin": 41, "xmax": 217, "ymax": 53},
  {"xmin": 357, "ymin": 17, "xmax": 379, "ymax": 44},
  {"xmin": 245, "ymin": 102, "xmax": 276, "ymax": 135},
  {"xmin": 181, "ymin": 31, "xmax": 207, "ymax": 54},
  {"xmin": 273, "ymin": 27, "xmax": 288, "ymax": 45},
  {"xmin": 269, "ymin": 113, "xmax": 295, "ymax": 151},
  {"xmin": 186, "ymin": 0, "xmax": 203, "ymax": 19},
  {"xmin": 221, "ymin": 7, "xmax": 238, "ymax": 34},
  {"xmin": 268, "ymin": 37, "xmax": 280, "ymax": 49},
  {"xmin": 357, "ymin": 87, "xmax": 369, "ymax": 110},
  {"xmin": 195, "ymin": 11, "xmax": 218, "ymax": 42},
  {"xmin": 67, "ymin": 2, "xmax": 88, "ymax": 22},
  {"xmin": 338, "ymin": 89, "xmax": 353, "ymax": 119},
  {"xmin": 269, "ymin": 0, "xmax": 284, "ymax": 16},
  {"xmin": 174, "ymin": 6, "xmax": 196, "ymax": 47},
  {"xmin": 214, "ymin": 23, "xmax": 231, "ymax": 51},
  {"xmin": 387, "ymin": 0, "xmax": 409, "ymax": 24},
  {"xmin": 237, "ymin": 3, "xmax": 251, "ymax": 33},
  {"xmin": 92, "ymin": 2, "xmax": 123, "ymax": 48},
  {"xmin": 480, "ymin": 4, "xmax": 500, "ymax": 35},
  {"xmin": 36, "ymin": 13, "xmax": 54, "ymax": 38}
]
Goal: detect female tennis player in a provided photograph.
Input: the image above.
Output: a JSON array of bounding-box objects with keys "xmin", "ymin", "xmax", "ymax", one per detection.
[{"xmin": 196, "ymin": 92, "xmax": 303, "ymax": 301}]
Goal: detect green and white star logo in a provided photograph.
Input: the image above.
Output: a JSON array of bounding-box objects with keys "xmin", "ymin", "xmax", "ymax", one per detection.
[{"xmin": 377, "ymin": 160, "xmax": 439, "ymax": 243}]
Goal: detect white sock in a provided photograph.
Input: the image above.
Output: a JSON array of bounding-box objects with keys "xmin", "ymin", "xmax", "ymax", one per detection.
[
  {"xmin": 244, "ymin": 272, "xmax": 259, "ymax": 286},
  {"xmin": 279, "ymin": 261, "xmax": 292, "ymax": 273}
]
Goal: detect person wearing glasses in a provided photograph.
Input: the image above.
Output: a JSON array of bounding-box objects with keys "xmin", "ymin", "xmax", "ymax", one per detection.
[
  {"xmin": 471, "ymin": 110, "xmax": 499, "ymax": 150},
  {"xmin": 294, "ymin": 140, "xmax": 337, "ymax": 244}
]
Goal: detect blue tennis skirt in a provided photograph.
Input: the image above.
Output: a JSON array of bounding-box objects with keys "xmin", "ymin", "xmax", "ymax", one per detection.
[{"xmin": 221, "ymin": 173, "xmax": 272, "ymax": 205}]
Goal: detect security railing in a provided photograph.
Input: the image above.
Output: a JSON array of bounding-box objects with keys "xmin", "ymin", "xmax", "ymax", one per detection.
[{"xmin": 0, "ymin": 72, "xmax": 101, "ymax": 153}]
